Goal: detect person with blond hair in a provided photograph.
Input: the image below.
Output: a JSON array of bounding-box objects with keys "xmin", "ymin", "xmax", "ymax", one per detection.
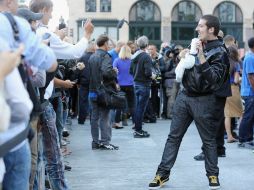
[{"xmin": 113, "ymin": 45, "xmax": 135, "ymax": 128}]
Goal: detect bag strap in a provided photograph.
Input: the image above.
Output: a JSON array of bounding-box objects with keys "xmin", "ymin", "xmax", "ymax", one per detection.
[
  {"xmin": 0, "ymin": 127, "xmax": 30, "ymax": 157},
  {"xmin": 0, "ymin": 12, "xmax": 30, "ymax": 157}
]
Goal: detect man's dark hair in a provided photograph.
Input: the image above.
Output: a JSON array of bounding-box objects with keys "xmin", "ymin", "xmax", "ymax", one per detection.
[
  {"xmin": 30, "ymin": 0, "xmax": 53, "ymax": 13},
  {"xmin": 96, "ymin": 34, "xmax": 109, "ymax": 47},
  {"xmin": 248, "ymin": 37, "xmax": 254, "ymax": 49},
  {"xmin": 201, "ymin": 15, "xmax": 220, "ymax": 36}
]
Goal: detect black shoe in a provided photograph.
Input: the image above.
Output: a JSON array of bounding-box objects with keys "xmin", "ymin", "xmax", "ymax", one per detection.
[
  {"xmin": 134, "ymin": 130, "xmax": 150, "ymax": 138},
  {"xmin": 148, "ymin": 174, "xmax": 169, "ymax": 189},
  {"xmin": 45, "ymin": 179, "xmax": 51, "ymax": 189},
  {"xmin": 217, "ymin": 152, "xmax": 226, "ymax": 157},
  {"xmin": 64, "ymin": 164, "xmax": 72, "ymax": 171},
  {"xmin": 208, "ymin": 175, "xmax": 220, "ymax": 189},
  {"xmin": 100, "ymin": 144, "xmax": 119, "ymax": 150},
  {"xmin": 78, "ymin": 121, "xmax": 85, "ymax": 125},
  {"xmin": 194, "ymin": 152, "xmax": 205, "ymax": 161},
  {"xmin": 238, "ymin": 141, "xmax": 254, "ymax": 150},
  {"xmin": 92, "ymin": 142, "xmax": 101, "ymax": 150},
  {"xmin": 62, "ymin": 130, "xmax": 70, "ymax": 138}
]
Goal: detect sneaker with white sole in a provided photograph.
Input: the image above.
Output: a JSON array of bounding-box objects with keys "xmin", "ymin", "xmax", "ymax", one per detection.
[
  {"xmin": 100, "ymin": 144, "xmax": 119, "ymax": 150},
  {"xmin": 208, "ymin": 175, "xmax": 220, "ymax": 189},
  {"xmin": 134, "ymin": 130, "xmax": 150, "ymax": 138},
  {"xmin": 148, "ymin": 174, "xmax": 169, "ymax": 189}
]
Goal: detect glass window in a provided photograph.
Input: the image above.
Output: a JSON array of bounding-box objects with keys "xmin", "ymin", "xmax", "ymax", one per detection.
[
  {"xmin": 172, "ymin": 1, "xmax": 202, "ymax": 22},
  {"xmin": 85, "ymin": 0, "xmax": 96, "ymax": 12},
  {"xmin": 129, "ymin": 1, "xmax": 161, "ymax": 47},
  {"xmin": 214, "ymin": 2, "xmax": 243, "ymax": 23},
  {"xmin": 108, "ymin": 27, "xmax": 117, "ymax": 40},
  {"xmin": 100, "ymin": 0, "xmax": 111, "ymax": 12},
  {"xmin": 129, "ymin": 0, "xmax": 161, "ymax": 21},
  {"xmin": 78, "ymin": 24, "xmax": 118, "ymax": 41},
  {"xmin": 171, "ymin": 1, "xmax": 202, "ymax": 47}
]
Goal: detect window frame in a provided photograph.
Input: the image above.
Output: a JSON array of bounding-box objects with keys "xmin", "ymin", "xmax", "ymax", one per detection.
[{"xmin": 100, "ymin": 0, "xmax": 111, "ymax": 12}]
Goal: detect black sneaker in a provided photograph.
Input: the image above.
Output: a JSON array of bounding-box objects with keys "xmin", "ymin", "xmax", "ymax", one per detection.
[
  {"xmin": 64, "ymin": 164, "xmax": 72, "ymax": 171},
  {"xmin": 238, "ymin": 142, "xmax": 254, "ymax": 150},
  {"xmin": 92, "ymin": 142, "xmax": 101, "ymax": 150},
  {"xmin": 100, "ymin": 144, "xmax": 119, "ymax": 150},
  {"xmin": 208, "ymin": 175, "xmax": 220, "ymax": 189},
  {"xmin": 62, "ymin": 130, "xmax": 70, "ymax": 137},
  {"xmin": 194, "ymin": 152, "xmax": 205, "ymax": 161},
  {"xmin": 134, "ymin": 130, "xmax": 150, "ymax": 138},
  {"xmin": 149, "ymin": 175, "xmax": 169, "ymax": 189}
]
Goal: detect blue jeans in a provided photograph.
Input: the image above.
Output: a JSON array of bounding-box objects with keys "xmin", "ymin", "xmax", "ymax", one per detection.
[
  {"xmin": 239, "ymin": 96, "xmax": 254, "ymax": 143},
  {"xmin": 3, "ymin": 141, "xmax": 31, "ymax": 190},
  {"xmin": 41, "ymin": 103, "xmax": 69, "ymax": 190},
  {"xmin": 78, "ymin": 86, "xmax": 89, "ymax": 123},
  {"xmin": 134, "ymin": 84, "xmax": 150, "ymax": 131},
  {"xmin": 33, "ymin": 132, "xmax": 45, "ymax": 190},
  {"xmin": 52, "ymin": 96, "xmax": 64, "ymax": 144}
]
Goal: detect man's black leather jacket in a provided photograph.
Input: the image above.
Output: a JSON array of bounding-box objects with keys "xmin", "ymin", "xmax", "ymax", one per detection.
[
  {"xmin": 182, "ymin": 39, "xmax": 230, "ymax": 96},
  {"xmin": 89, "ymin": 49, "xmax": 117, "ymax": 92}
]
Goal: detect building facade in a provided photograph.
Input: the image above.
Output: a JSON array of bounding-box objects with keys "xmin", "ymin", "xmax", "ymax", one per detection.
[{"xmin": 67, "ymin": 0, "xmax": 254, "ymax": 48}]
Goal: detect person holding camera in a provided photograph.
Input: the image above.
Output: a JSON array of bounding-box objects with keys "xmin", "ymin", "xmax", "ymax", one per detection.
[
  {"xmin": 163, "ymin": 45, "xmax": 182, "ymax": 119},
  {"xmin": 148, "ymin": 45, "xmax": 164, "ymax": 118},
  {"xmin": 149, "ymin": 15, "xmax": 230, "ymax": 190}
]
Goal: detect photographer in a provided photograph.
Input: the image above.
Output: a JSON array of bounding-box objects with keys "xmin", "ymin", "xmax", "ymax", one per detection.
[
  {"xmin": 148, "ymin": 45, "xmax": 165, "ymax": 118},
  {"xmin": 163, "ymin": 45, "xmax": 182, "ymax": 119}
]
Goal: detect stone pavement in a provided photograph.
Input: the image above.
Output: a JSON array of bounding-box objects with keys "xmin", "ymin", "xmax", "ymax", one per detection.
[{"xmin": 64, "ymin": 119, "xmax": 254, "ymax": 190}]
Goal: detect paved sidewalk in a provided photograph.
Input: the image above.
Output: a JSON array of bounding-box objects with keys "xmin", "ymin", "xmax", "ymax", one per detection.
[{"xmin": 65, "ymin": 119, "xmax": 254, "ymax": 190}]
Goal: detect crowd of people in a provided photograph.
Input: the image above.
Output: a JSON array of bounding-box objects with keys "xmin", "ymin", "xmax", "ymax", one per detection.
[{"xmin": 0, "ymin": 0, "xmax": 253, "ymax": 190}]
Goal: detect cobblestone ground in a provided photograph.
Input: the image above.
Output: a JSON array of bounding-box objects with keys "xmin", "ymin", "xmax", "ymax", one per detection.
[{"xmin": 64, "ymin": 119, "xmax": 254, "ymax": 190}]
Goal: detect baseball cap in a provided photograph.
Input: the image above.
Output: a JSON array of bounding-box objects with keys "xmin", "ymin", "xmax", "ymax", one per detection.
[{"xmin": 17, "ymin": 8, "xmax": 43, "ymax": 22}]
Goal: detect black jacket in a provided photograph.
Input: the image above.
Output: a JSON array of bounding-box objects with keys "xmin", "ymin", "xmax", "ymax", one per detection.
[
  {"xmin": 130, "ymin": 50, "xmax": 153, "ymax": 86},
  {"xmin": 89, "ymin": 49, "xmax": 117, "ymax": 92},
  {"xmin": 77, "ymin": 52, "xmax": 93, "ymax": 87},
  {"xmin": 182, "ymin": 39, "xmax": 230, "ymax": 96}
]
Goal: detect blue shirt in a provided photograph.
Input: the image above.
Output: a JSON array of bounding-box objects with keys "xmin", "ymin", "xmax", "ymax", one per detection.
[
  {"xmin": 241, "ymin": 52, "xmax": 254, "ymax": 96},
  {"xmin": 113, "ymin": 58, "xmax": 134, "ymax": 86},
  {"xmin": 108, "ymin": 49, "xmax": 118, "ymax": 63},
  {"xmin": 0, "ymin": 14, "xmax": 56, "ymax": 70},
  {"xmin": 230, "ymin": 62, "xmax": 240, "ymax": 84}
]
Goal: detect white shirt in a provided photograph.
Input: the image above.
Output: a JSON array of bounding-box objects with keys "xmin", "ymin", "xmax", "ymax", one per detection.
[
  {"xmin": 36, "ymin": 24, "xmax": 88, "ymax": 60},
  {"xmin": 36, "ymin": 23, "xmax": 89, "ymax": 98}
]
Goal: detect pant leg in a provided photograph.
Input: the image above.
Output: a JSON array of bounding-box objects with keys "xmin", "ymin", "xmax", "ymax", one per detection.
[
  {"xmin": 78, "ymin": 86, "xmax": 89, "ymax": 123},
  {"xmin": 122, "ymin": 86, "xmax": 136, "ymax": 124},
  {"xmin": 41, "ymin": 103, "xmax": 68, "ymax": 190},
  {"xmin": 239, "ymin": 96, "xmax": 254, "ymax": 142},
  {"xmin": 90, "ymin": 100, "xmax": 100, "ymax": 144},
  {"xmin": 99, "ymin": 107, "xmax": 111, "ymax": 145},
  {"xmin": 134, "ymin": 84, "xmax": 150, "ymax": 131},
  {"xmin": 29, "ymin": 117, "xmax": 39, "ymax": 190},
  {"xmin": 53, "ymin": 97, "xmax": 64, "ymax": 144},
  {"xmin": 192, "ymin": 95, "xmax": 219, "ymax": 176},
  {"xmin": 33, "ymin": 131, "xmax": 45, "ymax": 190},
  {"xmin": 215, "ymin": 97, "xmax": 226, "ymax": 154},
  {"xmin": 157, "ymin": 92, "xmax": 193, "ymax": 176},
  {"xmin": 3, "ymin": 141, "xmax": 31, "ymax": 190},
  {"xmin": 115, "ymin": 109, "xmax": 122, "ymax": 123}
]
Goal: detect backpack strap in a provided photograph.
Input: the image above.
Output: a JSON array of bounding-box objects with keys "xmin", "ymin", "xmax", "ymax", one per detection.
[{"xmin": 0, "ymin": 12, "xmax": 30, "ymax": 157}]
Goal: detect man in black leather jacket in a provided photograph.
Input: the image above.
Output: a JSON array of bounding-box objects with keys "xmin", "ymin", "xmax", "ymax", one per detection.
[
  {"xmin": 149, "ymin": 15, "xmax": 229, "ymax": 190},
  {"xmin": 89, "ymin": 34, "xmax": 119, "ymax": 150}
]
